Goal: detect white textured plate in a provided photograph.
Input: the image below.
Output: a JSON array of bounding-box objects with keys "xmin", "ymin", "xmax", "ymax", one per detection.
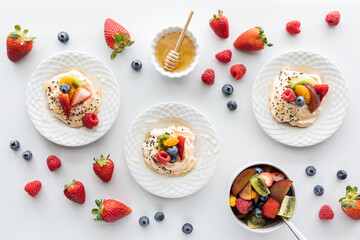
[
  {"xmin": 26, "ymin": 51, "xmax": 120, "ymax": 147},
  {"xmin": 252, "ymin": 50, "xmax": 348, "ymax": 147},
  {"xmin": 125, "ymin": 102, "xmax": 219, "ymax": 198}
]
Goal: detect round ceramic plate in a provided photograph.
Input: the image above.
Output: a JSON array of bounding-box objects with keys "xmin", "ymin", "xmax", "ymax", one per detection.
[
  {"xmin": 26, "ymin": 51, "xmax": 120, "ymax": 147},
  {"xmin": 125, "ymin": 102, "xmax": 219, "ymax": 198},
  {"xmin": 252, "ymin": 50, "xmax": 348, "ymax": 147}
]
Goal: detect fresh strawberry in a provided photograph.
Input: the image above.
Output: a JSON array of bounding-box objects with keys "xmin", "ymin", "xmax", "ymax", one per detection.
[
  {"xmin": 230, "ymin": 64, "xmax": 246, "ymax": 80},
  {"xmin": 262, "ymin": 197, "xmax": 280, "ymax": 219},
  {"xmin": 93, "ymin": 154, "xmax": 114, "ymax": 183},
  {"xmin": 326, "ymin": 11, "xmax": 340, "ymax": 26},
  {"xmin": 58, "ymin": 93, "xmax": 71, "ymax": 117},
  {"xmin": 24, "ymin": 180, "xmax": 42, "ymax": 197},
  {"xmin": 270, "ymin": 172, "xmax": 285, "ymax": 182},
  {"xmin": 47, "ymin": 155, "xmax": 62, "ymax": 172},
  {"xmin": 314, "ymin": 84, "xmax": 329, "ymax": 101},
  {"xmin": 92, "ymin": 199, "xmax": 132, "ymax": 223},
  {"xmin": 260, "ymin": 172, "xmax": 274, "ymax": 187},
  {"xmin": 282, "ymin": 88, "xmax": 296, "ymax": 102},
  {"xmin": 286, "ymin": 20, "xmax": 301, "ymax": 34},
  {"xmin": 209, "ymin": 10, "xmax": 229, "ymax": 39},
  {"xmin": 104, "ymin": 18, "xmax": 134, "ymax": 60},
  {"xmin": 177, "ymin": 135, "xmax": 186, "ymax": 160},
  {"xmin": 233, "ymin": 27, "xmax": 272, "ymax": 51},
  {"xmin": 63, "ymin": 180, "xmax": 86, "ymax": 204},
  {"xmin": 70, "ymin": 87, "xmax": 92, "ymax": 107},
  {"xmin": 83, "ymin": 113, "xmax": 99, "ymax": 128},
  {"xmin": 215, "ymin": 49, "xmax": 232, "ymax": 63},
  {"xmin": 201, "ymin": 69, "xmax": 215, "ymax": 85},
  {"xmin": 339, "ymin": 186, "xmax": 360, "ymax": 220},
  {"xmin": 319, "ymin": 205, "xmax": 334, "ymax": 220},
  {"xmin": 235, "ymin": 197, "xmax": 253, "ymax": 214},
  {"xmin": 6, "ymin": 25, "xmax": 36, "ymax": 62}
]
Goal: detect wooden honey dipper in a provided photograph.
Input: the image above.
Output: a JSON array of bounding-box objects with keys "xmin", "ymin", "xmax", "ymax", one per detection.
[{"xmin": 164, "ymin": 11, "xmax": 194, "ymax": 72}]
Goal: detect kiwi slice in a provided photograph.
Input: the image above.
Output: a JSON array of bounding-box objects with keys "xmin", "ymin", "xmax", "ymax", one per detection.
[
  {"xmin": 246, "ymin": 214, "xmax": 265, "ymax": 229},
  {"xmin": 277, "ymin": 196, "xmax": 296, "ymax": 218},
  {"xmin": 250, "ymin": 174, "xmax": 270, "ymax": 197},
  {"xmin": 289, "ymin": 77, "xmax": 314, "ymax": 89},
  {"xmin": 72, "ymin": 77, "xmax": 83, "ymax": 88}
]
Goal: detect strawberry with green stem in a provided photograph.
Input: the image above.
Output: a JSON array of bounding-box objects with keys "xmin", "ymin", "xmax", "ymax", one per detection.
[
  {"xmin": 7, "ymin": 25, "xmax": 36, "ymax": 62},
  {"xmin": 339, "ymin": 185, "xmax": 360, "ymax": 220},
  {"xmin": 92, "ymin": 199, "xmax": 132, "ymax": 223}
]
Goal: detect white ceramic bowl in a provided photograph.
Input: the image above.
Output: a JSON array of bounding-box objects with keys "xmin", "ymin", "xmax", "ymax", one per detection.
[
  {"xmin": 227, "ymin": 162, "xmax": 296, "ymax": 233},
  {"xmin": 150, "ymin": 26, "xmax": 200, "ymax": 78}
]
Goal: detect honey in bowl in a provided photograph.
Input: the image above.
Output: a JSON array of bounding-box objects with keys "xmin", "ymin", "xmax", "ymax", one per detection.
[{"xmin": 155, "ymin": 32, "xmax": 196, "ymax": 72}]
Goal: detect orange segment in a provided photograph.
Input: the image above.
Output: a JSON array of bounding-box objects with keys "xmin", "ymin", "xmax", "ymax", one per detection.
[
  {"xmin": 294, "ymin": 85, "xmax": 311, "ymax": 104},
  {"xmin": 68, "ymin": 88, "xmax": 75, "ymax": 100},
  {"xmin": 163, "ymin": 137, "xmax": 179, "ymax": 147},
  {"xmin": 59, "ymin": 76, "xmax": 74, "ymax": 86},
  {"xmin": 229, "ymin": 194, "xmax": 237, "ymax": 207}
]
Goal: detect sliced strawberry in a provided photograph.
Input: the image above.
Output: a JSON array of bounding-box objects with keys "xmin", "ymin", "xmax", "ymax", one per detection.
[
  {"xmin": 58, "ymin": 93, "xmax": 71, "ymax": 117},
  {"xmin": 70, "ymin": 87, "xmax": 92, "ymax": 107},
  {"xmin": 314, "ymin": 84, "xmax": 329, "ymax": 101},
  {"xmin": 270, "ymin": 172, "xmax": 285, "ymax": 182},
  {"xmin": 177, "ymin": 135, "xmax": 186, "ymax": 160},
  {"xmin": 260, "ymin": 172, "xmax": 274, "ymax": 187}
]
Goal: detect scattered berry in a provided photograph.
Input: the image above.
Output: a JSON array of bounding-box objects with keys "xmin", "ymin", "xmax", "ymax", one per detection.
[
  {"xmin": 227, "ymin": 100, "xmax": 237, "ymax": 111},
  {"xmin": 166, "ymin": 146, "xmax": 178, "ymax": 156},
  {"xmin": 131, "ymin": 60, "xmax": 142, "ymax": 71},
  {"xmin": 337, "ymin": 170, "xmax": 347, "ymax": 180},
  {"xmin": 305, "ymin": 166, "xmax": 317, "ymax": 176},
  {"xmin": 156, "ymin": 151, "xmax": 171, "ymax": 164},
  {"xmin": 170, "ymin": 154, "xmax": 177, "ymax": 163},
  {"xmin": 47, "ymin": 155, "xmax": 62, "ymax": 172},
  {"xmin": 259, "ymin": 195, "xmax": 269, "ymax": 203},
  {"xmin": 282, "ymin": 88, "xmax": 296, "ymax": 102},
  {"xmin": 201, "ymin": 69, "xmax": 215, "ymax": 85},
  {"xmin": 215, "ymin": 49, "xmax": 232, "ymax": 63},
  {"xmin": 22, "ymin": 150, "xmax": 32, "ymax": 160},
  {"xmin": 209, "ymin": 10, "xmax": 229, "ymax": 39},
  {"xmin": 92, "ymin": 199, "xmax": 132, "ymax": 222},
  {"xmin": 295, "ymin": 96, "xmax": 306, "ymax": 107},
  {"xmin": 182, "ymin": 223, "xmax": 193, "ymax": 234},
  {"xmin": 230, "ymin": 64, "xmax": 246, "ymax": 80},
  {"xmin": 83, "ymin": 113, "xmax": 99, "ymax": 128},
  {"xmin": 314, "ymin": 84, "xmax": 329, "ymax": 101},
  {"xmin": 252, "ymin": 208, "xmax": 263, "ymax": 218},
  {"xmin": 58, "ymin": 31, "xmax": 69, "ymax": 43},
  {"xmin": 339, "ymin": 185, "xmax": 360, "ymax": 220},
  {"xmin": 93, "ymin": 154, "xmax": 114, "ymax": 182},
  {"xmin": 10, "ymin": 140, "xmax": 20, "ymax": 150},
  {"xmin": 325, "ymin": 11, "xmax": 340, "ymax": 26},
  {"xmin": 319, "ymin": 205, "xmax": 334, "ymax": 220},
  {"xmin": 154, "ymin": 212, "xmax": 165, "ymax": 222},
  {"xmin": 59, "ymin": 83, "xmax": 70, "ymax": 93},
  {"xmin": 262, "ymin": 197, "xmax": 280, "ymax": 219},
  {"xmin": 314, "ymin": 185, "xmax": 325, "ymax": 196},
  {"xmin": 286, "ymin": 21, "xmax": 301, "ymax": 34},
  {"xmin": 233, "ymin": 27, "xmax": 272, "ymax": 51},
  {"xmin": 259, "ymin": 172, "xmax": 274, "ymax": 187},
  {"xmin": 139, "ymin": 216, "xmax": 150, "ymax": 227},
  {"xmin": 254, "ymin": 167, "xmax": 263, "ymax": 174},
  {"xmin": 7, "ymin": 25, "xmax": 36, "ymax": 62},
  {"xmin": 235, "ymin": 197, "xmax": 253, "ymax": 214},
  {"xmin": 222, "ymin": 84, "xmax": 234, "ymax": 96},
  {"xmin": 64, "ymin": 180, "xmax": 86, "ymax": 204},
  {"xmin": 24, "ymin": 180, "xmax": 42, "ymax": 197}
]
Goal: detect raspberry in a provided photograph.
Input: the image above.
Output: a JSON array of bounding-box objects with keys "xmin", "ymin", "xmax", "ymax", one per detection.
[
  {"xmin": 215, "ymin": 49, "xmax": 232, "ymax": 63},
  {"xmin": 282, "ymin": 88, "xmax": 296, "ymax": 102},
  {"xmin": 319, "ymin": 205, "xmax": 334, "ymax": 220},
  {"xmin": 286, "ymin": 20, "xmax": 301, "ymax": 34},
  {"xmin": 230, "ymin": 64, "xmax": 246, "ymax": 80},
  {"xmin": 235, "ymin": 197, "xmax": 253, "ymax": 214},
  {"xmin": 47, "ymin": 155, "xmax": 62, "ymax": 172},
  {"xmin": 325, "ymin": 11, "xmax": 340, "ymax": 26},
  {"xmin": 24, "ymin": 180, "xmax": 42, "ymax": 197},
  {"xmin": 156, "ymin": 151, "xmax": 170, "ymax": 164},
  {"xmin": 201, "ymin": 69, "xmax": 215, "ymax": 85},
  {"xmin": 82, "ymin": 113, "xmax": 99, "ymax": 128}
]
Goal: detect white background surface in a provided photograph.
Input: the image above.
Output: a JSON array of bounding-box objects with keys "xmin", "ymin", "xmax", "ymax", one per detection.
[{"xmin": 0, "ymin": 0, "xmax": 359, "ymax": 239}]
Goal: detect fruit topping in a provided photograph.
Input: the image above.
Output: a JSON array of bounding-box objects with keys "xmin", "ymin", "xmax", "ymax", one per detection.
[
  {"xmin": 239, "ymin": 182, "xmax": 252, "ymax": 200},
  {"xmin": 230, "ymin": 64, "xmax": 246, "ymax": 80},
  {"xmin": 201, "ymin": 69, "xmax": 215, "ymax": 85},
  {"xmin": 169, "ymin": 155, "xmax": 177, "ymax": 163},
  {"xmin": 282, "ymin": 88, "xmax": 296, "ymax": 102},
  {"xmin": 58, "ymin": 93, "xmax": 71, "ymax": 117},
  {"xmin": 270, "ymin": 172, "xmax": 285, "ymax": 182},
  {"xmin": 339, "ymin": 186, "xmax": 360, "ymax": 220},
  {"xmin": 295, "ymin": 96, "xmax": 306, "ymax": 107},
  {"xmin": 166, "ymin": 146, "xmax": 178, "ymax": 156},
  {"xmin": 251, "ymin": 190, "xmax": 258, "ymax": 199},
  {"xmin": 156, "ymin": 151, "xmax": 171, "ymax": 164},
  {"xmin": 337, "ymin": 170, "xmax": 347, "ymax": 180},
  {"xmin": 233, "ymin": 27, "xmax": 272, "ymax": 51},
  {"xmin": 305, "ymin": 166, "xmax": 317, "ymax": 176},
  {"xmin": 235, "ymin": 197, "xmax": 253, "ymax": 214},
  {"xmin": 289, "ymin": 77, "xmax": 314, "ymax": 89},
  {"xmin": 131, "ymin": 60, "xmax": 142, "ymax": 71},
  {"xmin": 24, "ymin": 180, "xmax": 42, "ymax": 197},
  {"xmin": 93, "ymin": 154, "xmax": 114, "ymax": 182},
  {"xmin": 7, "ymin": 25, "xmax": 36, "ymax": 62},
  {"xmin": 72, "ymin": 78, "xmax": 83, "ymax": 88},
  {"xmin": 154, "ymin": 212, "xmax": 165, "ymax": 222},
  {"xmin": 294, "ymin": 85, "xmax": 311, "ymax": 103},
  {"xmin": 286, "ymin": 21, "xmax": 301, "ymax": 34},
  {"xmin": 231, "ymin": 168, "xmax": 256, "ymax": 195},
  {"xmin": 259, "ymin": 172, "xmax": 274, "ymax": 187},
  {"xmin": 139, "ymin": 216, "xmax": 150, "ymax": 227},
  {"xmin": 177, "ymin": 135, "xmax": 186, "ymax": 160},
  {"xmin": 58, "ymin": 31, "xmax": 69, "ymax": 43},
  {"xmin": 262, "ymin": 197, "xmax": 280, "ymax": 219},
  {"xmin": 209, "ymin": 10, "xmax": 229, "ymax": 39},
  {"xmin": 47, "ymin": 155, "xmax": 62, "ymax": 172},
  {"xmin": 163, "ymin": 136, "xmax": 179, "ymax": 147},
  {"xmin": 314, "ymin": 84, "xmax": 329, "ymax": 101},
  {"xmin": 22, "ymin": 150, "xmax": 32, "ymax": 160},
  {"xmin": 254, "ymin": 167, "xmax": 263, "ymax": 174},
  {"xmin": 250, "ymin": 174, "xmax": 270, "ymax": 197},
  {"xmin": 229, "ymin": 194, "xmax": 237, "ymax": 207},
  {"xmin": 304, "ymin": 84, "xmax": 321, "ymax": 113},
  {"xmin": 182, "ymin": 223, "xmax": 193, "ymax": 234},
  {"xmin": 92, "ymin": 199, "xmax": 132, "ymax": 222},
  {"xmin": 319, "ymin": 205, "xmax": 334, "ymax": 220},
  {"xmin": 278, "ymin": 196, "xmax": 296, "ymax": 218},
  {"xmin": 246, "ymin": 214, "xmax": 265, "ymax": 229},
  {"xmin": 326, "ymin": 11, "xmax": 340, "ymax": 26},
  {"xmin": 59, "ymin": 83, "xmax": 71, "ymax": 93},
  {"xmin": 10, "ymin": 140, "xmax": 20, "ymax": 150},
  {"xmin": 70, "ymin": 87, "xmax": 92, "ymax": 107},
  {"xmin": 215, "ymin": 49, "xmax": 232, "ymax": 63},
  {"xmin": 270, "ymin": 179, "xmax": 293, "ymax": 203},
  {"xmin": 83, "ymin": 113, "xmax": 99, "ymax": 128},
  {"xmin": 222, "ymin": 84, "xmax": 234, "ymax": 96},
  {"xmin": 227, "ymin": 100, "xmax": 237, "ymax": 111},
  {"xmin": 314, "ymin": 185, "xmax": 325, "ymax": 196},
  {"xmin": 158, "ymin": 134, "xmax": 170, "ymax": 151},
  {"xmin": 252, "ymin": 208, "xmax": 263, "ymax": 218},
  {"xmin": 64, "ymin": 179, "xmax": 86, "ymax": 204}
]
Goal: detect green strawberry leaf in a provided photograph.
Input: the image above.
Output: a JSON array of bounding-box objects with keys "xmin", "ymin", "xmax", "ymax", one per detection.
[
  {"xmin": 95, "ymin": 199, "xmax": 102, "ymax": 207},
  {"xmin": 351, "ymin": 202, "xmax": 356, "ymax": 209},
  {"xmin": 14, "ymin": 25, "xmax": 21, "ymax": 31},
  {"xmin": 91, "ymin": 209, "xmax": 99, "ymax": 215},
  {"xmin": 127, "ymin": 40, "xmax": 134, "ymax": 46},
  {"xmin": 355, "ymin": 195, "xmax": 360, "ymax": 200},
  {"xmin": 111, "ymin": 50, "xmax": 117, "ymax": 60},
  {"xmin": 342, "ymin": 201, "xmax": 351, "ymax": 210},
  {"xmin": 353, "ymin": 186, "xmax": 358, "ymax": 193},
  {"xmin": 9, "ymin": 33, "xmax": 21, "ymax": 39},
  {"xmin": 346, "ymin": 185, "xmax": 352, "ymax": 193},
  {"xmin": 96, "ymin": 214, "xmax": 102, "ymax": 221},
  {"xmin": 23, "ymin": 29, "xmax": 28, "ymax": 34}
]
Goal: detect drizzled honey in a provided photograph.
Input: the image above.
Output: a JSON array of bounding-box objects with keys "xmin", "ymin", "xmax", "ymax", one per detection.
[{"xmin": 155, "ymin": 32, "xmax": 196, "ymax": 72}]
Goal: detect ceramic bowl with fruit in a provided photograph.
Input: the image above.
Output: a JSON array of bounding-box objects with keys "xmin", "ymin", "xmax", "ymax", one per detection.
[{"xmin": 228, "ymin": 162, "xmax": 296, "ymax": 233}]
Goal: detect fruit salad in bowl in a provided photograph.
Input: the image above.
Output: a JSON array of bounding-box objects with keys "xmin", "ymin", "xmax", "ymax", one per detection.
[{"xmin": 228, "ymin": 162, "xmax": 296, "ymax": 232}]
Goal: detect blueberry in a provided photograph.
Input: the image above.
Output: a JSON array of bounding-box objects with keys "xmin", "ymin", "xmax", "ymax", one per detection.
[
  {"xmin": 139, "ymin": 216, "xmax": 149, "ymax": 227},
  {"xmin": 257, "ymin": 201, "xmax": 265, "ymax": 209},
  {"xmin": 254, "ymin": 167, "xmax": 263, "ymax": 174},
  {"xmin": 305, "ymin": 166, "xmax": 316, "ymax": 176},
  {"xmin": 249, "ymin": 204, "xmax": 255, "ymax": 212},
  {"xmin": 131, "ymin": 60, "xmax": 142, "ymax": 71},
  {"xmin": 222, "ymin": 84, "xmax": 234, "ymax": 96},
  {"xmin": 337, "ymin": 170, "xmax": 347, "ymax": 180},
  {"xmin": 154, "ymin": 212, "xmax": 165, "ymax": 222},
  {"xmin": 259, "ymin": 195, "xmax": 269, "ymax": 202},
  {"xmin": 59, "ymin": 83, "xmax": 71, "ymax": 93},
  {"xmin": 58, "ymin": 31, "xmax": 69, "ymax": 43},
  {"xmin": 169, "ymin": 154, "xmax": 177, "ymax": 163},
  {"xmin": 313, "ymin": 185, "xmax": 324, "ymax": 196},
  {"xmin": 252, "ymin": 208, "xmax": 263, "ymax": 218},
  {"xmin": 295, "ymin": 96, "xmax": 306, "ymax": 107},
  {"xmin": 167, "ymin": 146, "xmax": 178, "ymax": 156},
  {"xmin": 22, "ymin": 150, "xmax": 32, "ymax": 160},
  {"xmin": 182, "ymin": 223, "xmax": 193, "ymax": 234},
  {"xmin": 227, "ymin": 100, "xmax": 237, "ymax": 111},
  {"xmin": 10, "ymin": 140, "xmax": 20, "ymax": 150}
]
